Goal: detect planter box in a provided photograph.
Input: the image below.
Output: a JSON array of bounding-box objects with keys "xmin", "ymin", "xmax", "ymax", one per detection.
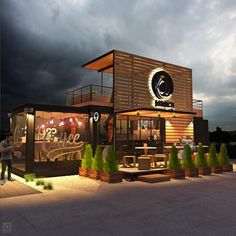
[
  {"xmin": 89, "ymin": 170, "xmax": 101, "ymax": 180},
  {"xmin": 211, "ymin": 166, "xmax": 223, "ymax": 174},
  {"xmin": 165, "ymin": 169, "xmax": 185, "ymax": 179},
  {"xmin": 222, "ymin": 164, "xmax": 233, "ymax": 172},
  {"xmin": 184, "ymin": 167, "xmax": 199, "ymax": 177},
  {"xmin": 79, "ymin": 167, "xmax": 90, "ymax": 177},
  {"xmin": 100, "ymin": 172, "xmax": 123, "ymax": 183},
  {"xmin": 198, "ymin": 167, "xmax": 211, "ymax": 175}
]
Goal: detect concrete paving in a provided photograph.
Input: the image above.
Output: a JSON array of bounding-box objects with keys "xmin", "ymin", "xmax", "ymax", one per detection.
[
  {"xmin": 0, "ymin": 180, "xmax": 41, "ymax": 199},
  {"xmin": 1, "ymin": 172, "xmax": 236, "ymax": 236}
]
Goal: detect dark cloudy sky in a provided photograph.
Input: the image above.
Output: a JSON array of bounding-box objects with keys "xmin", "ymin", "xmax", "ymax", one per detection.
[{"xmin": 1, "ymin": 0, "xmax": 236, "ymax": 131}]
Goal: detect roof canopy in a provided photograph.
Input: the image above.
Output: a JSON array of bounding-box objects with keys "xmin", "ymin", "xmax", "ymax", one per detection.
[
  {"xmin": 82, "ymin": 50, "xmax": 114, "ymax": 73},
  {"xmin": 116, "ymin": 108, "xmax": 195, "ymax": 118}
]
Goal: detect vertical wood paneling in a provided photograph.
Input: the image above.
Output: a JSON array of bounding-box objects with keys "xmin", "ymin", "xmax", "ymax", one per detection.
[{"xmin": 113, "ymin": 50, "xmax": 193, "ymax": 113}]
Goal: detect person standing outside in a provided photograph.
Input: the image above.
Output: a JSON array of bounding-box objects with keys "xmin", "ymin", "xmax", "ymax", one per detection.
[{"xmin": 0, "ymin": 133, "xmax": 14, "ymax": 185}]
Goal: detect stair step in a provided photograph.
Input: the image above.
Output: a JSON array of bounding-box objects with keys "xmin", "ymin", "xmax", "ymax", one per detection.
[{"xmin": 137, "ymin": 174, "xmax": 171, "ymax": 183}]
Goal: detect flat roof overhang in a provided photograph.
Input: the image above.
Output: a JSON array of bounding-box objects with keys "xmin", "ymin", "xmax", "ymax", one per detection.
[
  {"xmin": 82, "ymin": 50, "xmax": 114, "ymax": 73},
  {"xmin": 115, "ymin": 108, "xmax": 196, "ymax": 118},
  {"xmin": 11, "ymin": 103, "xmax": 113, "ymax": 115}
]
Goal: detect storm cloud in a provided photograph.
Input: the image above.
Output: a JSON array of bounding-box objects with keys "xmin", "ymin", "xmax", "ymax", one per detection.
[{"xmin": 1, "ymin": 0, "xmax": 236, "ymax": 130}]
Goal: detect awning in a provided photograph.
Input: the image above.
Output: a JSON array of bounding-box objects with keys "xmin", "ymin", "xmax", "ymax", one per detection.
[
  {"xmin": 82, "ymin": 50, "xmax": 114, "ymax": 73},
  {"xmin": 115, "ymin": 107, "xmax": 196, "ymax": 118}
]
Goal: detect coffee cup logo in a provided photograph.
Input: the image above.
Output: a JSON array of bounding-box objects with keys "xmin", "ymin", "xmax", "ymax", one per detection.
[{"xmin": 149, "ymin": 68, "xmax": 174, "ymax": 100}]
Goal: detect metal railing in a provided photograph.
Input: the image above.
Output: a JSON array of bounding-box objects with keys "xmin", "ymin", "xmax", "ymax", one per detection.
[
  {"xmin": 193, "ymin": 99, "xmax": 203, "ymax": 110},
  {"xmin": 65, "ymin": 84, "xmax": 113, "ymax": 105}
]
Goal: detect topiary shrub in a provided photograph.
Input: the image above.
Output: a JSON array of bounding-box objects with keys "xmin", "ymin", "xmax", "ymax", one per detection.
[
  {"xmin": 103, "ymin": 145, "xmax": 118, "ymax": 173},
  {"xmin": 195, "ymin": 143, "xmax": 208, "ymax": 168},
  {"xmin": 24, "ymin": 173, "xmax": 36, "ymax": 182},
  {"xmin": 218, "ymin": 143, "xmax": 230, "ymax": 165},
  {"xmin": 168, "ymin": 145, "xmax": 181, "ymax": 170},
  {"xmin": 182, "ymin": 144, "xmax": 195, "ymax": 168},
  {"xmin": 81, "ymin": 144, "xmax": 93, "ymax": 169},
  {"xmin": 92, "ymin": 145, "xmax": 103, "ymax": 171},
  {"xmin": 43, "ymin": 182, "xmax": 53, "ymax": 190},
  {"xmin": 207, "ymin": 144, "xmax": 219, "ymax": 167}
]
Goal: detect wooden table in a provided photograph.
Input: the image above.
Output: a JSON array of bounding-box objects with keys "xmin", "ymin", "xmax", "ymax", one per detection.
[{"xmin": 135, "ymin": 146, "xmax": 157, "ymax": 155}]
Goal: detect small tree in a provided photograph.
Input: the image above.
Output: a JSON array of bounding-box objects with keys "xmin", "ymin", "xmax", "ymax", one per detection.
[
  {"xmin": 81, "ymin": 144, "xmax": 93, "ymax": 169},
  {"xmin": 207, "ymin": 144, "xmax": 219, "ymax": 167},
  {"xmin": 195, "ymin": 143, "xmax": 208, "ymax": 168},
  {"xmin": 92, "ymin": 145, "xmax": 103, "ymax": 171},
  {"xmin": 103, "ymin": 145, "xmax": 118, "ymax": 173},
  {"xmin": 168, "ymin": 145, "xmax": 181, "ymax": 170},
  {"xmin": 218, "ymin": 143, "xmax": 230, "ymax": 165},
  {"xmin": 182, "ymin": 144, "xmax": 195, "ymax": 168}
]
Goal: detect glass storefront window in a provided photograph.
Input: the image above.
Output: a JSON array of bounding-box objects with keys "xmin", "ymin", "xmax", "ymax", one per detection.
[
  {"xmin": 12, "ymin": 112, "xmax": 27, "ymax": 171},
  {"xmin": 98, "ymin": 114, "xmax": 113, "ymax": 144},
  {"xmin": 34, "ymin": 111, "xmax": 88, "ymax": 162}
]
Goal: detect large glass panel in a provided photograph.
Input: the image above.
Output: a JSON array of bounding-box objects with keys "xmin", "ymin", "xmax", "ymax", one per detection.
[
  {"xmin": 12, "ymin": 112, "xmax": 27, "ymax": 171},
  {"xmin": 116, "ymin": 115, "xmax": 128, "ymax": 141},
  {"xmin": 34, "ymin": 111, "xmax": 88, "ymax": 162},
  {"xmin": 98, "ymin": 114, "xmax": 113, "ymax": 145},
  {"xmin": 129, "ymin": 116, "xmax": 140, "ymax": 140}
]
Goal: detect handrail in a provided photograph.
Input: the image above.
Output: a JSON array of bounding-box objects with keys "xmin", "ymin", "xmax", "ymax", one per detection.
[
  {"xmin": 65, "ymin": 84, "xmax": 113, "ymax": 105},
  {"xmin": 193, "ymin": 99, "xmax": 203, "ymax": 110},
  {"xmin": 66, "ymin": 84, "xmax": 113, "ymax": 94}
]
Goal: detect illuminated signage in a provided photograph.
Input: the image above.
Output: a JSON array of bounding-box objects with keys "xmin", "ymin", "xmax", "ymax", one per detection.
[
  {"xmin": 93, "ymin": 112, "xmax": 100, "ymax": 122},
  {"xmin": 149, "ymin": 68, "xmax": 174, "ymax": 109}
]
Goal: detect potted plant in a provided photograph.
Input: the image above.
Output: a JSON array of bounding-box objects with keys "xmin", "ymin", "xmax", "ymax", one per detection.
[
  {"xmin": 207, "ymin": 144, "xmax": 222, "ymax": 174},
  {"xmin": 182, "ymin": 144, "xmax": 199, "ymax": 177},
  {"xmin": 165, "ymin": 145, "xmax": 185, "ymax": 179},
  {"xmin": 79, "ymin": 144, "xmax": 93, "ymax": 177},
  {"xmin": 100, "ymin": 145, "xmax": 123, "ymax": 183},
  {"xmin": 195, "ymin": 143, "xmax": 211, "ymax": 175},
  {"xmin": 90, "ymin": 145, "xmax": 103, "ymax": 180},
  {"xmin": 218, "ymin": 144, "xmax": 233, "ymax": 172}
]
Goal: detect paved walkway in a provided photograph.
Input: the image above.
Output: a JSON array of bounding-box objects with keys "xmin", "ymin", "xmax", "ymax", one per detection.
[
  {"xmin": 1, "ymin": 171, "xmax": 236, "ymax": 236},
  {"xmin": 0, "ymin": 180, "xmax": 41, "ymax": 199}
]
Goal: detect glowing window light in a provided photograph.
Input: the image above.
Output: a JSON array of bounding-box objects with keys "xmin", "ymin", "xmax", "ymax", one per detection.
[{"xmin": 59, "ymin": 120, "xmax": 64, "ymax": 126}]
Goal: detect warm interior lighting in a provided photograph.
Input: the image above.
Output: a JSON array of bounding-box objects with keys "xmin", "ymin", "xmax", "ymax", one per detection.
[
  {"xmin": 41, "ymin": 124, "xmax": 45, "ymax": 129},
  {"xmin": 50, "ymin": 118, "xmax": 54, "ymax": 124},
  {"xmin": 69, "ymin": 118, "xmax": 73, "ymax": 122},
  {"xmin": 59, "ymin": 120, "xmax": 64, "ymax": 126},
  {"xmin": 78, "ymin": 121, "xmax": 82, "ymax": 126}
]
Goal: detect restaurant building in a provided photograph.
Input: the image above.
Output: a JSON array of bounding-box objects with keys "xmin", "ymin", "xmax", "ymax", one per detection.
[{"xmin": 10, "ymin": 50, "xmax": 208, "ymax": 176}]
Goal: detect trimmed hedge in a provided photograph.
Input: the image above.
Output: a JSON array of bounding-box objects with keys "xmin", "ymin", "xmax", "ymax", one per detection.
[
  {"xmin": 81, "ymin": 144, "xmax": 93, "ymax": 169},
  {"xmin": 195, "ymin": 143, "xmax": 208, "ymax": 168},
  {"xmin": 103, "ymin": 145, "xmax": 118, "ymax": 174},
  {"xmin": 207, "ymin": 144, "xmax": 219, "ymax": 167},
  {"xmin": 182, "ymin": 144, "xmax": 195, "ymax": 168},
  {"xmin": 92, "ymin": 145, "xmax": 103, "ymax": 171},
  {"xmin": 168, "ymin": 145, "xmax": 181, "ymax": 170}
]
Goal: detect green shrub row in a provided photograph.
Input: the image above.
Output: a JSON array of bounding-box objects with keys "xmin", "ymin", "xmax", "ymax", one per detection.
[
  {"xmin": 168, "ymin": 143, "xmax": 230, "ymax": 170},
  {"xmin": 81, "ymin": 144, "xmax": 118, "ymax": 174}
]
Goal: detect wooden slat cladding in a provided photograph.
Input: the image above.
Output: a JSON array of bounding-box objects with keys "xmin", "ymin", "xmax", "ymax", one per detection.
[
  {"xmin": 166, "ymin": 117, "xmax": 194, "ymax": 143},
  {"xmin": 113, "ymin": 50, "xmax": 193, "ymax": 113}
]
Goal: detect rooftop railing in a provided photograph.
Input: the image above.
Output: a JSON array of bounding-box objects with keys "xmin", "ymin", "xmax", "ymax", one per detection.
[
  {"xmin": 65, "ymin": 84, "xmax": 113, "ymax": 106},
  {"xmin": 193, "ymin": 99, "xmax": 203, "ymax": 110}
]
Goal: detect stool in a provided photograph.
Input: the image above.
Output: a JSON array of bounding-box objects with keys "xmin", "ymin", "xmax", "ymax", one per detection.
[
  {"xmin": 122, "ymin": 155, "xmax": 136, "ymax": 168},
  {"xmin": 138, "ymin": 157, "xmax": 151, "ymax": 170}
]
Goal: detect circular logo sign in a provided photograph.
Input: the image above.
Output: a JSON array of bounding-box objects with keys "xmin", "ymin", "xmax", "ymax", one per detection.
[
  {"xmin": 93, "ymin": 112, "xmax": 100, "ymax": 122},
  {"xmin": 150, "ymin": 69, "xmax": 174, "ymax": 100}
]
